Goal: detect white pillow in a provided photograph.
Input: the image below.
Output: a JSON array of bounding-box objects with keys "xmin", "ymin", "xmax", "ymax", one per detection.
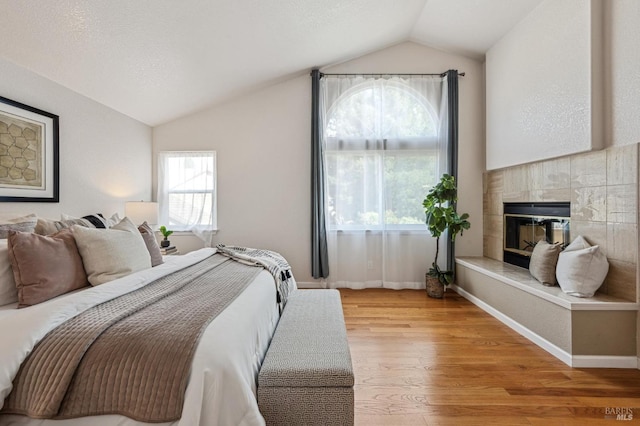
[
  {"xmin": 556, "ymin": 235, "xmax": 609, "ymax": 297},
  {"xmin": 0, "ymin": 240, "xmax": 18, "ymax": 306},
  {"xmin": 72, "ymin": 217, "xmax": 152, "ymax": 286},
  {"xmin": 104, "ymin": 213, "xmax": 122, "ymax": 227}
]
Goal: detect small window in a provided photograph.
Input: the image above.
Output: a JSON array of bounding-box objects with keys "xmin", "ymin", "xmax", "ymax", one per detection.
[{"xmin": 157, "ymin": 151, "xmax": 217, "ymax": 231}]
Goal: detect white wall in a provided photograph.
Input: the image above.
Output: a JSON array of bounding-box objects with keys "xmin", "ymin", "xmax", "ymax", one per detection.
[
  {"xmin": 153, "ymin": 41, "xmax": 485, "ymax": 284},
  {"xmin": 486, "ymin": 0, "xmax": 603, "ymax": 170},
  {"xmin": 486, "ymin": 0, "xmax": 640, "ymax": 169},
  {"xmin": 153, "ymin": 74, "xmax": 311, "ymax": 272},
  {"xmin": 0, "ymin": 57, "xmax": 152, "ymax": 218},
  {"xmin": 607, "ymin": 0, "xmax": 640, "ymax": 147}
]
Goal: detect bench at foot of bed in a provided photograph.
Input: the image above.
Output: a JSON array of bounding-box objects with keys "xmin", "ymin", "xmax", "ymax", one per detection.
[{"xmin": 258, "ymin": 289, "xmax": 354, "ymax": 426}]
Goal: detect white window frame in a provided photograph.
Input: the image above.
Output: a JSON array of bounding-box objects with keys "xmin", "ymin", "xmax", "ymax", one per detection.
[{"xmin": 157, "ymin": 151, "xmax": 217, "ymax": 233}]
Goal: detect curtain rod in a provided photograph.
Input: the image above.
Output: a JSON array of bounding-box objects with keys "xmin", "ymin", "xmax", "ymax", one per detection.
[{"xmin": 316, "ymin": 71, "xmax": 465, "ymax": 78}]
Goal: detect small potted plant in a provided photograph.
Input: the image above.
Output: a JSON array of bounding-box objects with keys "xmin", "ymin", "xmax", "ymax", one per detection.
[
  {"xmin": 423, "ymin": 174, "xmax": 470, "ymax": 298},
  {"xmin": 159, "ymin": 225, "xmax": 173, "ymax": 248}
]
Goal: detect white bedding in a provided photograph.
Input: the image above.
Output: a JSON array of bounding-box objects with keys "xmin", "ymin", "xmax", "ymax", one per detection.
[{"xmin": 0, "ymin": 248, "xmax": 281, "ymax": 426}]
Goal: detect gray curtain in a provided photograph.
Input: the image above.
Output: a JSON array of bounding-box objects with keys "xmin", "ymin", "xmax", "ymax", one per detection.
[
  {"xmin": 446, "ymin": 69, "xmax": 459, "ymax": 272},
  {"xmin": 311, "ymin": 69, "xmax": 329, "ymax": 278}
]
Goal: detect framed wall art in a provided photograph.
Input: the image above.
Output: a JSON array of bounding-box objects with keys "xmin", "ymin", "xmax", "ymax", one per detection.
[{"xmin": 0, "ymin": 96, "xmax": 59, "ymax": 202}]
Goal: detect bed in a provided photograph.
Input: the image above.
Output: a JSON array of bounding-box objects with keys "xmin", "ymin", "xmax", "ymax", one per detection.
[{"xmin": 0, "ymin": 247, "xmax": 288, "ymax": 426}]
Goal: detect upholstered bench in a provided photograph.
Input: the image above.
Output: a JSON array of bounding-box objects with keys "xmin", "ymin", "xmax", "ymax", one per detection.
[{"xmin": 258, "ymin": 289, "xmax": 354, "ymax": 426}]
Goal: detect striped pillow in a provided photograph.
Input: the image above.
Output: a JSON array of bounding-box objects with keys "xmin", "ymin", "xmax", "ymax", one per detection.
[
  {"xmin": 61, "ymin": 213, "xmax": 121, "ymax": 228},
  {"xmin": 0, "ymin": 214, "xmax": 37, "ymax": 239},
  {"xmin": 61, "ymin": 213, "xmax": 107, "ymax": 228},
  {"xmin": 81, "ymin": 214, "xmax": 107, "ymax": 228}
]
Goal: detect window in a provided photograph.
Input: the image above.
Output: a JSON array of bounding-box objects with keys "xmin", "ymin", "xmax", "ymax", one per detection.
[
  {"xmin": 312, "ymin": 72, "xmax": 454, "ymax": 286},
  {"xmin": 323, "ymin": 78, "xmax": 444, "ymax": 231},
  {"xmin": 326, "ymin": 152, "xmax": 438, "ymax": 229},
  {"xmin": 157, "ymin": 151, "xmax": 217, "ymax": 231}
]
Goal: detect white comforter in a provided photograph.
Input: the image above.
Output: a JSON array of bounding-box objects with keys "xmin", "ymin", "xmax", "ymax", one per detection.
[{"xmin": 0, "ymin": 248, "xmax": 281, "ymax": 426}]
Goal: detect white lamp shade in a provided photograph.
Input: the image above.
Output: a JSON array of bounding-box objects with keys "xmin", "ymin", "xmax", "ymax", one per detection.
[{"xmin": 125, "ymin": 201, "xmax": 159, "ymax": 226}]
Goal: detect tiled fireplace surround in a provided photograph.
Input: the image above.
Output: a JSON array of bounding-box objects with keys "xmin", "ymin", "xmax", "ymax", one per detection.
[{"xmin": 483, "ymin": 143, "xmax": 639, "ymax": 303}]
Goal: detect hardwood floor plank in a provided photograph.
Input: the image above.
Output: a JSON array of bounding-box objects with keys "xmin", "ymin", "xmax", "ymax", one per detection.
[
  {"xmin": 340, "ymin": 289, "xmax": 640, "ymax": 425},
  {"xmin": 577, "ymin": 396, "xmax": 640, "ymax": 407},
  {"xmin": 425, "ymin": 415, "xmax": 533, "ymax": 425},
  {"xmin": 527, "ymin": 418, "xmax": 624, "ymax": 425},
  {"xmin": 419, "ymin": 404, "xmax": 575, "ymax": 417},
  {"xmin": 506, "ymin": 386, "xmax": 640, "ymax": 398},
  {"xmin": 356, "ymin": 414, "xmax": 428, "ymax": 425}
]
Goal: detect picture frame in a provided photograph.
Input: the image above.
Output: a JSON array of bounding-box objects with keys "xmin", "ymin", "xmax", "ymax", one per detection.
[{"xmin": 0, "ymin": 96, "xmax": 59, "ymax": 202}]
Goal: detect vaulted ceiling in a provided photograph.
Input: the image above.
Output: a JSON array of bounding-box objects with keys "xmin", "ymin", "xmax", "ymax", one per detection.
[{"xmin": 0, "ymin": 0, "xmax": 542, "ymax": 126}]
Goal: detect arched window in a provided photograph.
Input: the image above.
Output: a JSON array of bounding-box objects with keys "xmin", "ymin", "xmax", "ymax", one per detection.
[
  {"xmin": 323, "ymin": 77, "xmax": 445, "ymax": 230},
  {"xmin": 326, "ymin": 80, "xmax": 438, "ymax": 140}
]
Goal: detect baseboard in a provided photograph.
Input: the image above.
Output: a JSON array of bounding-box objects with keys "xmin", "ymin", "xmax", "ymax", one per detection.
[
  {"xmin": 295, "ymin": 281, "xmax": 424, "ymax": 290},
  {"xmin": 570, "ymin": 355, "xmax": 638, "ymax": 369},
  {"xmin": 296, "ymin": 281, "xmax": 323, "ymax": 289},
  {"xmin": 451, "ymin": 284, "xmax": 637, "ymax": 369}
]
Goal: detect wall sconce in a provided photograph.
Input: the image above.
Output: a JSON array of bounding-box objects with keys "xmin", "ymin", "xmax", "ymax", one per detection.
[{"xmin": 125, "ymin": 201, "xmax": 159, "ymax": 227}]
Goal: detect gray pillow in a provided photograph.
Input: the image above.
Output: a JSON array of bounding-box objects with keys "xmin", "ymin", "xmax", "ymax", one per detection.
[
  {"xmin": 0, "ymin": 214, "xmax": 37, "ymax": 239},
  {"xmin": 34, "ymin": 218, "xmax": 59, "ymax": 235},
  {"xmin": 138, "ymin": 221, "xmax": 164, "ymax": 267},
  {"xmin": 529, "ymin": 240, "xmax": 562, "ymax": 286},
  {"xmin": 35, "ymin": 217, "xmax": 97, "ymax": 235}
]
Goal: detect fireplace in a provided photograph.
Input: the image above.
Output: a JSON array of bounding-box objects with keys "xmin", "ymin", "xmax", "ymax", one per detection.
[{"xmin": 503, "ymin": 202, "xmax": 570, "ymax": 269}]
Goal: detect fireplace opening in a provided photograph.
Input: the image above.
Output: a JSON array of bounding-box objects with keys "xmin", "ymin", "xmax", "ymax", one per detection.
[{"xmin": 503, "ymin": 202, "xmax": 570, "ymax": 269}]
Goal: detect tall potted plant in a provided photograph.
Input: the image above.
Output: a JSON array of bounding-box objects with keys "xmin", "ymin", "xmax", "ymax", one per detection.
[{"xmin": 423, "ymin": 174, "xmax": 470, "ymax": 298}]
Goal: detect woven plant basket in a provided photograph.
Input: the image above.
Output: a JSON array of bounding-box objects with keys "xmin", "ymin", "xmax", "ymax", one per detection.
[{"xmin": 425, "ymin": 274, "xmax": 444, "ymax": 299}]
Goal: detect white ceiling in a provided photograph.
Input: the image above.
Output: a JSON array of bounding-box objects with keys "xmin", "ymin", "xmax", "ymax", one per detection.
[{"xmin": 0, "ymin": 0, "xmax": 542, "ymax": 126}]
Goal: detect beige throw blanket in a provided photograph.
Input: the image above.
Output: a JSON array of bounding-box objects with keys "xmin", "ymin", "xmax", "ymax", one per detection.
[{"xmin": 2, "ymin": 254, "xmax": 261, "ymax": 422}]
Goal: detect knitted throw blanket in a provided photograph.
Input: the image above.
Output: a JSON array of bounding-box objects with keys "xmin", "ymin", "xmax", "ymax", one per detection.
[
  {"xmin": 2, "ymin": 254, "xmax": 261, "ymax": 422},
  {"xmin": 216, "ymin": 244, "xmax": 294, "ymax": 311}
]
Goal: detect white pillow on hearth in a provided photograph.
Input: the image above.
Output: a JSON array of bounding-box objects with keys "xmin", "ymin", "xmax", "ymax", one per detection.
[
  {"xmin": 556, "ymin": 235, "xmax": 609, "ymax": 298},
  {"xmin": 528, "ymin": 240, "xmax": 561, "ymax": 286}
]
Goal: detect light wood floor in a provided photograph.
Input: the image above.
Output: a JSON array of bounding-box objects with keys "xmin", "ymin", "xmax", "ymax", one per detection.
[{"xmin": 339, "ymin": 288, "xmax": 640, "ymax": 425}]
